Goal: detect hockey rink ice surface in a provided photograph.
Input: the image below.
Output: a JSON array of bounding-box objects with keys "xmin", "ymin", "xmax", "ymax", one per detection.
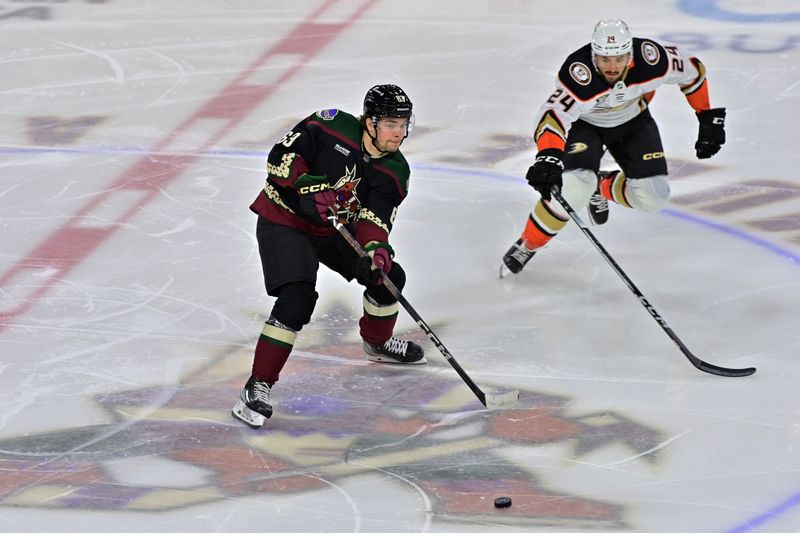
[{"xmin": 2, "ymin": 1, "xmax": 800, "ymax": 532}]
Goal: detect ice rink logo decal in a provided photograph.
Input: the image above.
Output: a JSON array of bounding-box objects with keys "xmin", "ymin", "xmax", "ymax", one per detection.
[{"xmin": 0, "ymin": 331, "xmax": 664, "ymax": 528}]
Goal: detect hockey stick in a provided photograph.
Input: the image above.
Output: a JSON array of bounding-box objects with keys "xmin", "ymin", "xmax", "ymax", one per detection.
[
  {"xmin": 551, "ymin": 188, "xmax": 756, "ymax": 378},
  {"xmin": 329, "ymin": 214, "xmax": 519, "ymax": 409}
]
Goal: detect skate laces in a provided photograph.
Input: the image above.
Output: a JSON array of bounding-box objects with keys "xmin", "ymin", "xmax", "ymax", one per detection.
[
  {"xmin": 511, "ymin": 241, "xmax": 535, "ymax": 262},
  {"xmin": 589, "ymin": 192, "xmax": 609, "ymax": 212},
  {"xmin": 383, "ymin": 337, "xmax": 408, "ymax": 355},
  {"xmin": 252, "ymin": 380, "xmax": 271, "ymax": 403}
]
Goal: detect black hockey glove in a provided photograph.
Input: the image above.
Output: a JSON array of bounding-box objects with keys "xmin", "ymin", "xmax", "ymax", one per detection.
[
  {"xmin": 295, "ymin": 174, "xmax": 337, "ymax": 225},
  {"xmin": 695, "ymin": 108, "xmax": 726, "ymax": 159},
  {"xmin": 356, "ymin": 242, "xmax": 393, "ymax": 286},
  {"xmin": 526, "ymin": 148, "xmax": 564, "ymax": 201}
]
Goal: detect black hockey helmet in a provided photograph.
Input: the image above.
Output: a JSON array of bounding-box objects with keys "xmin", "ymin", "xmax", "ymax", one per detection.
[{"xmin": 363, "ymin": 84, "xmax": 413, "ymax": 120}]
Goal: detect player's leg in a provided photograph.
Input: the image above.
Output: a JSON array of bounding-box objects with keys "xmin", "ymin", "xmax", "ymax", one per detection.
[
  {"xmin": 602, "ymin": 110, "xmax": 670, "ymax": 213},
  {"xmin": 501, "ymin": 121, "xmax": 603, "ymax": 275},
  {"xmin": 232, "ymin": 218, "xmax": 320, "ymax": 427},
  {"xmin": 322, "ymin": 235, "xmax": 426, "ymax": 364}
]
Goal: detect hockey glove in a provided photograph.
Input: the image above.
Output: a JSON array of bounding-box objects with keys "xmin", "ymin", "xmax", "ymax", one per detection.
[
  {"xmin": 695, "ymin": 108, "xmax": 726, "ymax": 159},
  {"xmin": 295, "ymin": 174, "xmax": 337, "ymax": 225},
  {"xmin": 526, "ymin": 148, "xmax": 564, "ymax": 201},
  {"xmin": 356, "ymin": 241, "xmax": 393, "ymax": 286}
]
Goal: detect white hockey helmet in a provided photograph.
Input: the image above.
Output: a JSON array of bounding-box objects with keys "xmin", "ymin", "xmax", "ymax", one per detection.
[{"xmin": 591, "ymin": 19, "xmax": 633, "ymax": 57}]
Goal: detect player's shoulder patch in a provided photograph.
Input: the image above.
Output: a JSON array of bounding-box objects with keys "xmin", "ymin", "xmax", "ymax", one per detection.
[
  {"xmin": 639, "ymin": 40, "xmax": 661, "ymax": 66},
  {"xmin": 307, "ymin": 109, "xmax": 361, "ymax": 145},
  {"xmin": 627, "ymin": 38, "xmax": 669, "ymax": 83},
  {"xmin": 568, "ymin": 61, "xmax": 592, "ymax": 86},
  {"xmin": 557, "ymin": 44, "xmax": 607, "ymax": 101},
  {"xmin": 309, "ymin": 109, "xmax": 358, "ymax": 126},
  {"xmin": 315, "ymin": 108, "xmax": 339, "ymax": 120}
]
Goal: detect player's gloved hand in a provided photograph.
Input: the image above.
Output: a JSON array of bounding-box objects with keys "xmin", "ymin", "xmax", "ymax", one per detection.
[
  {"xmin": 295, "ymin": 174, "xmax": 337, "ymax": 225},
  {"xmin": 356, "ymin": 242, "xmax": 393, "ymax": 286},
  {"xmin": 526, "ymin": 148, "xmax": 564, "ymax": 201},
  {"xmin": 695, "ymin": 108, "xmax": 726, "ymax": 159}
]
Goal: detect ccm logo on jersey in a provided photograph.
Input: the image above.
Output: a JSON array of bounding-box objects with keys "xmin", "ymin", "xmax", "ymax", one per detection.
[
  {"xmin": 643, "ymin": 151, "xmax": 664, "ymax": 160},
  {"xmin": 298, "ymin": 183, "xmax": 331, "ymax": 194}
]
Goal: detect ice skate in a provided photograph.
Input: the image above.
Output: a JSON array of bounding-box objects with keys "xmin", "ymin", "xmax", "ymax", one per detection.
[
  {"xmin": 500, "ymin": 238, "xmax": 537, "ymax": 277},
  {"xmin": 363, "ymin": 337, "xmax": 427, "ymax": 364},
  {"xmin": 231, "ymin": 375, "xmax": 273, "ymax": 428},
  {"xmin": 587, "ymin": 171, "xmax": 612, "ymax": 225}
]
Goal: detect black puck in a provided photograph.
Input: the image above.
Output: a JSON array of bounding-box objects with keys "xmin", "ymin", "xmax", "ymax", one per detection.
[{"xmin": 494, "ymin": 496, "xmax": 512, "ymax": 508}]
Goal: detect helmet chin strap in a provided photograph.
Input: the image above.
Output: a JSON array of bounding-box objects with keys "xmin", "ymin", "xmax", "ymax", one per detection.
[{"xmin": 363, "ymin": 117, "xmax": 398, "ymax": 156}]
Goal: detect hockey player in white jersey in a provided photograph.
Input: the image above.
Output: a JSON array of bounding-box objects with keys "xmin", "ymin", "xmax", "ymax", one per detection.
[{"xmin": 501, "ymin": 19, "xmax": 726, "ymax": 276}]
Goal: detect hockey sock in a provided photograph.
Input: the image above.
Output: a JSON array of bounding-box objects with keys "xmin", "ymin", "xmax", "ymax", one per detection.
[
  {"xmin": 522, "ymin": 199, "xmax": 568, "ymax": 248},
  {"xmin": 600, "ymin": 171, "xmax": 632, "ymax": 208},
  {"xmin": 252, "ymin": 316, "xmax": 296, "ymax": 383},
  {"xmin": 359, "ymin": 293, "xmax": 399, "ymax": 344}
]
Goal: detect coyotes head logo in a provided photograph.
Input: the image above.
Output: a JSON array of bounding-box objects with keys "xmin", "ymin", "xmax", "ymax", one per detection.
[
  {"xmin": 332, "ymin": 164, "xmax": 361, "ymax": 222},
  {"xmin": 0, "ymin": 319, "xmax": 662, "ymax": 528}
]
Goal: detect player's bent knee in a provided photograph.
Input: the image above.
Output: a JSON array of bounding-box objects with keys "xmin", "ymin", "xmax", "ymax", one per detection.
[
  {"xmin": 271, "ymin": 282, "xmax": 318, "ymax": 331},
  {"xmin": 549, "ymin": 169, "xmax": 597, "ymax": 216},
  {"xmin": 627, "ymin": 175, "xmax": 670, "ymax": 212}
]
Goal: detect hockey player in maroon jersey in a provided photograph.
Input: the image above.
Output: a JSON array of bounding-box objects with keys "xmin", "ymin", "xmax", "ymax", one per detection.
[
  {"xmin": 501, "ymin": 19, "xmax": 726, "ymax": 276},
  {"xmin": 233, "ymin": 84, "xmax": 425, "ymax": 428}
]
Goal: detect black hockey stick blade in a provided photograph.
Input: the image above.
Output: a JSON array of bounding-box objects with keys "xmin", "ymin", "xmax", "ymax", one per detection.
[{"xmin": 683, "ymin": 351, "xmax": 756, "ymax": 377}]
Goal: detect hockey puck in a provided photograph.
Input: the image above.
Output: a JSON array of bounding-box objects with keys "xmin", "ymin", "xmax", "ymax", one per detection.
[{"xmin": 494, "ymin": 496, "xmax": 512, "ymax": 508}]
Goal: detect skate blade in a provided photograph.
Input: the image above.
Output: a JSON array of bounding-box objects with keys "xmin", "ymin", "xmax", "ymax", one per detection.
[
  {"xmin": 484, "ymin": 388, "xmax": 519, "ymax": 410},
  {"xmin": 231, "ymin": 400, "xmax": 266, "ymax": 428},
  {"xmin": 366, "ymin": 354, "xmax": 428, "ymax": 365}
]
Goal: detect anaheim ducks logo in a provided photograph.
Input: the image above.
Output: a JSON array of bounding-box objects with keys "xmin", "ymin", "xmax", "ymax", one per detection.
[
  {"xmin": 0, "ymin": 312, "xmax": 662, "ymax": 529},
  {"xmin": 568, "ymin": 142, "xmax": 589, "ymax": 154}
]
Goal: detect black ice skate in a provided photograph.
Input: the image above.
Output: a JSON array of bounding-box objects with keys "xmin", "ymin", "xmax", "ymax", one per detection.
[
  {"xmin": 363, "ymin": 337, "xmax": 427, "ymax": 365},
  {"xmin": 587, "ymin": 171, "xmax": 612, "ymax": 225},
  {"xmin": 500, "ymin": 238, "xmax": 537, "ymax": 277},
  {"xmin": 231, "ymin": 375, "xmax": 273, "ymax": 428}
]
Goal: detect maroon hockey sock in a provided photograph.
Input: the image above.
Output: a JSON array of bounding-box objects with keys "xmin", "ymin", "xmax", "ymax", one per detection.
[
  {"xmin": 251, "ymin": 321, "xmax": 296, "ymax": 383},
  {"xmin": 359, "ymin": 295, "xmax": 399, "ymax": 344}
]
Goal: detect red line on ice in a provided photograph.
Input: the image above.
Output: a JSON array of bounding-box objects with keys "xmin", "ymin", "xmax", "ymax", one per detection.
[{"xmin": 0, "ymin": 0, "xmax": 376, "ymax": 333}]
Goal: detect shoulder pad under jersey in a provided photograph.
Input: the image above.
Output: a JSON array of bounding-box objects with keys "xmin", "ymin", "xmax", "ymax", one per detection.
[
  {"xmin": 626, "ymin": 38, "xmax": 670, "ymax": 85},
  {"xmin": 557, "ymin": 44, "xmax": 609, "ymax": 102},
  {"xmin": 306, "ymin": 109, "xmax": 362, "ymax": 144}
]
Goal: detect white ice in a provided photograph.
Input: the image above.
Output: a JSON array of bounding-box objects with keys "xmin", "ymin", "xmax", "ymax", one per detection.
[{"xmin": 1, "ymin": 1, "xmax": 800, "ymax": 532}]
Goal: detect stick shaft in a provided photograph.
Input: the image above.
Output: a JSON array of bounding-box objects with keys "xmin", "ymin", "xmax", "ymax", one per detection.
[
  {"xmin": 552, "ymin": 188, "xmax": 755, "ymax": 377},
  {"xmin": 331, "ymin": 218, "xmax": 490, "ymax": 405}
]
